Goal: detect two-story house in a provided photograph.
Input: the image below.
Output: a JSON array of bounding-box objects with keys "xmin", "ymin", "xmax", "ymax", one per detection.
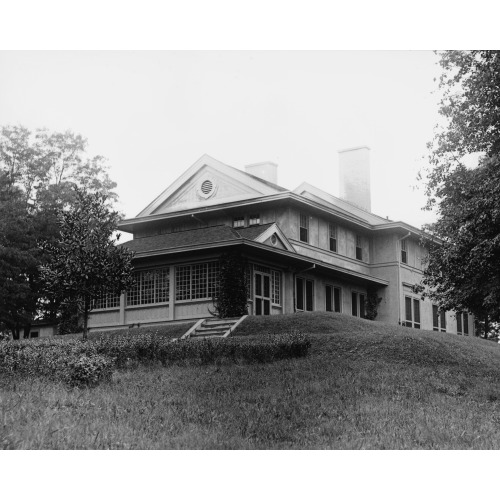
[{"xmin": 88, "ymin": 147, "xmax": 474, "ymax": 336}]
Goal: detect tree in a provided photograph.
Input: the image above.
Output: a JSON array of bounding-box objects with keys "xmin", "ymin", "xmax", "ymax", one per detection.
[
  {"xmin": 40, "ymin": 187, "xmax": 134, "ymax": 340},
  {"xmin": 421, "ymin": 51, "xmax": 500, "ymax": 337},
  {"xmin": 0, "ymin": 125, "xmax": 119, "ymax": 334},
  {"xmin": 211, "ymin": 251, "xmax": 249, "ymax": 318}
]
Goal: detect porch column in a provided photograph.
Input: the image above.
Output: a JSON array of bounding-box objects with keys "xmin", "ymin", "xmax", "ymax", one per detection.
[{"xmin": 169, "ymin": 265, "xmax": 176, "ymax": 320}]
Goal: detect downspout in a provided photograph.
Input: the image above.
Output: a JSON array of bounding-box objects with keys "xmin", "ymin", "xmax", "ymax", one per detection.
[
  {"xmin": 397, "ymin": 232, "xmax": 411, "ymax": 325},
  {"xmin": 293, "ymin": 263, "xmax": 316, "ymax": 313}
]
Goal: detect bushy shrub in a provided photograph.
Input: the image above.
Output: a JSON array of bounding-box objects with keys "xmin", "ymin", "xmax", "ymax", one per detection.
[{"xmin": 67, "ymin": 354, "xmax": 114, "ymax": 387}]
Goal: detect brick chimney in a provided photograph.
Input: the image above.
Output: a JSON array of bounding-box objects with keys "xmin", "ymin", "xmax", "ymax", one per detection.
[
  {"xmin": 338, "ymin": 146, "xmax": 371, "ymax": 212},
  {"xmin": 245, "ymin": 162, "xmax": 278, "ymax": 185}
]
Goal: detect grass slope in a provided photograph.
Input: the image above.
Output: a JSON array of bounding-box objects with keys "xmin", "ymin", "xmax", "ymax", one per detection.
[{"xmin": 2, "ymin": 312, "xmax": 500, "ymax": 449}]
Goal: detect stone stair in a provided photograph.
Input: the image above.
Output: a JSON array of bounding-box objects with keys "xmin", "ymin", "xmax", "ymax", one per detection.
[{"xmin": 181, "ymin": 316, "xmax": 248, "ymax": 339}]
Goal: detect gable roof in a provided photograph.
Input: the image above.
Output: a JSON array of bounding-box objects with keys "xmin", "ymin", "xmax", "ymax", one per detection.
[{"xmin": 136, "ymin": 154, "xmax": 288, "ymax": 218}]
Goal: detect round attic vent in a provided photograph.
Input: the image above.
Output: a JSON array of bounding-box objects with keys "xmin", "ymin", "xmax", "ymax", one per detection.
[
  {"xmin": 196, "ymin": 176, "xmax": 218, "ymax": 199},
  {"xmin": 201, "ymin": 179, "xmax": 213, "ymax": 195}
]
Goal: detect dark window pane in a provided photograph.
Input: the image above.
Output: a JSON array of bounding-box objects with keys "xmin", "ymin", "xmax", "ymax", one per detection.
[
  {"xmin": 360, "ymin": 294, "xmax": 366, "ymax": 319},
  {"xmin": 401, "ymin": 250, "xmax": 407, "ymax": 264},
  {"xmin": 255, "ymin": 298, "xmax": 262, "ymax": 315},
  {"xmin": 296, "ymin": 277, "xmax": 304, "ymax": 311},
  {"xmin": 334, "ymin": 287, "xmax": 341, "ymax": 313},
  {"xmin": 356, "ymin": 247, "xmax": 362, "ymax": 260},
  {"xmin": 433, "ymin": 305, "xmax": 439, "ymax": 329},
  {"xmin": 305, "ymin": 280, "xmax": 314, "ymax": 311},
  {"xmin": 405, "ymin": 297, "xmax": 412, "ymax": 323},
  {"xmin": 263, "ymin": 275, "xmax": 270, "ymax": 298},
  {"xmin": 31, "ymin": 330, "xmax": 39, "ymax": 338},
  {"xmin": 300, "ymin": 227, "xmax": 308, "ymax": 243},
  {"xmin": 255, "ymin": 274, "xmax": 262, "ymax": 296},
  {"xmin": 457, "ymin": 313, "xmax": 462, "ymax": 333},
  {"xmin": 440, "ymin": 310, "xmax": 446, "ymax": 331},
  {"xmin": 263, "ymin": 300, "xmax": 270, "ymax": 315},
  {"xmin": 464, "ymin": 313, "xmax": 469, "ymax": 334},
  {"xmin": 413, "ymin": 299, "xmax": 420, "ymax": 324},
  {"xmin": 330, "ymin": 238, "xmax": 337, "ymax": 252},
  {"xmin": 352, "ymin": 292, "xmax": 358, "ymax": 316},
  {"xmin": 326, "ymin": 285, "xmax": 333, "ymax": 312}
]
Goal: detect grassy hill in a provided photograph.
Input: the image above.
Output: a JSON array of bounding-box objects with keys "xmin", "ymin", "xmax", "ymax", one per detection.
[{"xmin": 2, "ymin": 312, "xmax": 500, "ymax": 449}]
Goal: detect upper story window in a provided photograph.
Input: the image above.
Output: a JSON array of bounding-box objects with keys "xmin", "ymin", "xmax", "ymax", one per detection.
[
  {"xmin": 329, "ymin": 223, "xmax": 337, "ymax": 252},
  {"xmin": 249, "ymin": 214, "xmax": 260, "ymax": 226},
  {"xmin": 299, "ymin": 213, "xmax": 309, "ymax": 243},
  {"xmin": 355, "ymin": 235, "xmax": 363, "ymax": 261},
  {"xmin": 401, "ymin": 238, "xmax": 408, "ymax": 264},
  {"xmin": 233, "ymin": 217, "xmax": 245, "ymax": 228}
]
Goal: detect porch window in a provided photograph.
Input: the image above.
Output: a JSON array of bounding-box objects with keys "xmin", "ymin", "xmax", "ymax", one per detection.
[
  {"xmin": 329, "ymin": 223, "xmax": 337, "ymax": 252},
  {"xmin": 299, "ymin": 213, "xmax": 309, "ymax": 243},
  {"xmin": 127, "ymin": 268, "xmax": 169, "ymax": 306},
  {"xmin": 175, "ymin": 261, "xmax": 220, "ymax": 301},
  {"xmin": 94, "ymin": 290, "xmax": 121, "ymax": 309},
  {"xmin": 404, "ymin": 296, "xmax": 421, "ymax": 328}
]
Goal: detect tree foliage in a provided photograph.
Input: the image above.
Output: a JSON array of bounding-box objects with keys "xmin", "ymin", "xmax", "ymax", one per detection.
[
  {"xmin": 0, "ymin": 125, "xmax": 119, "ymax": 335},
  {"xmin": 211, "ymin": 252, "xmax": 249, "ymax": 318},
  {"xmin": 40, "ymin": 188, "xmax": 134, "ymax": 339},
  {"xmin": 422, "ymin": 51, "xmax": 500, "ymax": 335}
]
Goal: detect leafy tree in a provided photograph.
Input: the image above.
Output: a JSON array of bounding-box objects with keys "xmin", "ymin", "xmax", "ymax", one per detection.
[
  {"xmin": 0, "ymin": 172, "xmax": 38, "ymax": 338},
  {"xmin": 0, "ymin": 125, "xmax": 119, "ymax": 333},
  {"xmin": 40, "ymin": 188, "xmax": 134, "ymax": 340},
  {"xmin": 211, "ymin": 252, "xmax": 249, "ymax": 318},
  {"xmin": 421, "ymin": 51, "xmax": 500, "ymax": 336}
]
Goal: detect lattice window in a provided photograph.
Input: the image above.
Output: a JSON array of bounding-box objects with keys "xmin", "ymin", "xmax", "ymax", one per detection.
[
  {"xmin": 271, "ymin": 270, "xmax": 281, "ymax": 305},
  {"xmin": 176, "ymin": 261, "xmax": 220, "ymax": 301},
  {"xmin": 126, "ymin": 268, "xmax": 170, "ymax": 306},
  {"xmin": 93, "ymin": 290, "xmax": 120, "ymax": 309}
]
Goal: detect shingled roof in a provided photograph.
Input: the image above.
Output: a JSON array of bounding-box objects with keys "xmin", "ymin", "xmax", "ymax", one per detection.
[{"xmin": 122, "ymin": 223, "xmax": 275, "ymax": 254}]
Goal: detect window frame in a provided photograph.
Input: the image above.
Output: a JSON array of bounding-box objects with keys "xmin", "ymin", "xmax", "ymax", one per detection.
[
  {"xmin": 175, "ymin": 261, "xmax": 220, "ymax": 303},
  {"xmin": 299, "ymin": 213, "xmax": 309, "ymax": 243},
  {"xmin": 126, "ymin": 267, "xmax": 170, "ymax": 307},
  {"xmin": 404, "ymin": 295, "xmax": 421, "ymax": 329},
  {"xmin": 326, "ymin": 284, "xmax": 341, "ymax": 313},
  {"xmin": 329, "ymin": 223, "xmax": 338, "ymax": 253},
  {"xmin": 351, "ymin": 291, "xmax": 366, "ymax": 318},
  {"xmin": 296, "ymin": 277, "xmax": 314, "ymax": 312},
  {"xmin": 401, "ymin": 238, "xmax": 408, "ymax": 264},
  {"xmin": 355, "ymin": 235, "xmax": 363, "ymax": 261}
]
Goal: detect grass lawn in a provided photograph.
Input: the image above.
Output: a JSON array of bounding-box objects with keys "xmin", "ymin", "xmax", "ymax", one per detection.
[{"xmin": 2, "ymin": 312, "xmax": 500, "ymax": 449}]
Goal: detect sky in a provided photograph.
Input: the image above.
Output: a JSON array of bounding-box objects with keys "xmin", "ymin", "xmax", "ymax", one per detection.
[{"xmin": 0, "ymin": 51, "xmax": 443, "ymax": 238}]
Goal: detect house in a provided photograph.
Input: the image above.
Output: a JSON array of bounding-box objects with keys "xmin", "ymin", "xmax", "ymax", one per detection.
[{"xmin": 88, "ymin": 147, "xmax": 474, "ymax": 336}]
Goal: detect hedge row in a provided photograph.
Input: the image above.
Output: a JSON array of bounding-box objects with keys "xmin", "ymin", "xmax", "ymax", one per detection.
[{"xmin": 0, "ymin": 332, "xmax": 311, "ymax": 387}]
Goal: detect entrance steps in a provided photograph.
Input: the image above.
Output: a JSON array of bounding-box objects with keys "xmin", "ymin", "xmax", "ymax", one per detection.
[{"xmin": 181, "ymin": 316, "xmax": 248, "ymax": 339}]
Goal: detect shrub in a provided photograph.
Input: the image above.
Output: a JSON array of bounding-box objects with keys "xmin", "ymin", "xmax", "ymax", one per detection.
[{"xmin": 66, "ymin": 354, "xmax": 114, "ymax": 387}]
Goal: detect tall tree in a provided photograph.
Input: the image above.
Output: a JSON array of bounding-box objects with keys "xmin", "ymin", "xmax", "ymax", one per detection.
[
  {"xmin": 40, "ymin": 188, "xmax": 134, "ymax": 340},
  {"xmin": 422, "ymin": 51, "xmax": 500, "ymax": 336},
  {"xmin": 0, "ymin": 125, "xmax": 120, "ymax": 333}
]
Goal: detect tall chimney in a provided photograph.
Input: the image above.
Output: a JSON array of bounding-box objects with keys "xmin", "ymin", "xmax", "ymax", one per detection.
[
  {"xmin": 245, "ymin": 162, "xmax": 278, "ymax": 185},
  {"xmin": 338, "ymin": 146, "xmax": 371, "ymax": 212}
]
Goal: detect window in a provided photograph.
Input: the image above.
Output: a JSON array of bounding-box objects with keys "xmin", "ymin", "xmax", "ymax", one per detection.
[
  {"xmin": 404, "ymin": 296, "xmax": 421, "ymax": 328},
  {"xmin": 233, "ymin": 216, "xmax": 245, "ymax": 228},
  {"xmin": 127, "ymin": 268, "xmax": 169, "ymax": 306},
  {"xmin": 30, "ymin": 330, "xmax": 39, "ymax": 338},
  {"xmin": 271, "ymin": 270, "xmax": 281, "ymax": 305},
  {"xmin": 249, "ymin": 214, "xmax": 260, "ymax": 226},
  {"xmin": 329, "ymin": 223, "xmax": 337, "ymax": 252},
  {"xmin": 401, "ymin": 239, "xmax": 408, "ymax": 264},
  {"xmin": 352, "ymin": 291, "xmax": 366, "ymax": 318},
  {"xmin": 457, "ymin": 312, "xmax": 469, "ymax": 335},
  {"xmin": 326, "ymin": 285, "xmax": 341, "ymax": 313},
  {"xmin": 296, "ymin": 277, "xmax": 314, "ymax": 311},
  {"xmin": 432, "ymin": 305, "xmax": 446, "ymax": 332},
  {"xmin": 175, "ymin": 262, "xmax": 220, "ymax": 301},
  {"xmin": 94, "ymin": 290, "xmax": 121, "ymax": 309},
  {"xmin": 299, "ymin": 213, "xmax": 309, "ymax": 243},
  {"xmin": 355, "ymin": 235, "xmax": 363, "ymax": 261}
]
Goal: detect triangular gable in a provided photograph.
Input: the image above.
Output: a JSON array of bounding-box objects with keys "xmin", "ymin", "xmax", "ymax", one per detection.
[
  {"xmin": 252, "ymin": 223, "xmax": 296, "ymax": 252},
  {"xmin": 138, "ymin": 154, "xmax": 285, "ymax": 217}
]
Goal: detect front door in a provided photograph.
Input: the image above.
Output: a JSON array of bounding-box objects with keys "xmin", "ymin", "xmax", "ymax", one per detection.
[{"xmin": 254, "ymin": 272, "xmax": 271, "ymax": 315}]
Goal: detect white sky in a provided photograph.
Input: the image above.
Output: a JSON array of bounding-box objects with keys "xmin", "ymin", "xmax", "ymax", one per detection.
[{"xmin": 0, "ymin": 50, "xmax": 442, "ymax": 238}]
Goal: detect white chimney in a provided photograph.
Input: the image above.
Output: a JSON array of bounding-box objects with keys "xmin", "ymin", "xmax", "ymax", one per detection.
[
  {"xmin": 338, "ymin": 146, "xmax": 371, "ymax": 212},
  {"xmin": 245, "ymin": 161, "xmax": 278, "ymax": 185}
]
